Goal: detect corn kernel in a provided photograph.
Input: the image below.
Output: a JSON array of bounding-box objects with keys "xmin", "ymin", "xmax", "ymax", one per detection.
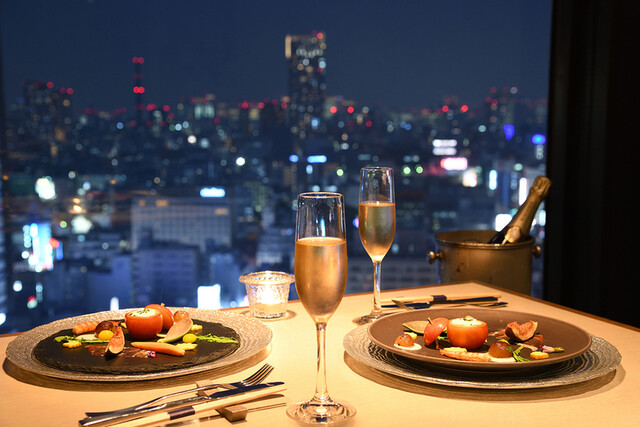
[
  {"xmin": 530, "ymin": 351, "xmax": 549, "ymax": 360},
  {"xmin": 182, "ymin": 333, "xmax": 197, "ymax": 343},
  {"xmin": 98, "ymin": 330, "xmax": 114, "ymax": 341},
  {"xmin": 63, "ymin": 340, "xmax": 82, "ymax": 348}
]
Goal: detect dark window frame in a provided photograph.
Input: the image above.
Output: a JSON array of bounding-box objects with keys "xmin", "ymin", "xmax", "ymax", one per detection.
[{"xmin": 545, "ymin": 0, "xmax": 637, "ymax": 327}]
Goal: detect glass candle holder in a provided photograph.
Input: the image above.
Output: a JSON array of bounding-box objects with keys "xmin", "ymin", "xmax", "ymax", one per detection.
[{"xmin": 239, "ymin": 271, "xmax": 294, "ymax": 319}]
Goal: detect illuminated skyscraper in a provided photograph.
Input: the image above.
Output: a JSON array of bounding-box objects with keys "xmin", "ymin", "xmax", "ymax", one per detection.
[
  {"xmin": 22, "ymin": 80, "xmax": 73, "ymax": 148},
  {"xmin": 285, "ymin": 31, "xmax": 327, "ymax": 141},
  {"xmin": 132, "ymin": 56, "xmax": 145, "ymax": 127}
]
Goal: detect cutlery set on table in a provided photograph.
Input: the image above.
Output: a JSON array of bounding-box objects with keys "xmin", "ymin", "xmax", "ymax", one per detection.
[
  {"xmin": 380, "ymin": 292, "xmax": 507, "ymax": 312},
  {"xmin": 79, "ymin": 364, "xmax": 284, "ymax": 426}
]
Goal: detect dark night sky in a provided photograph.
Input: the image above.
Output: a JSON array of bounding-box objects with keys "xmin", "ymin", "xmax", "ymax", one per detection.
[{"xmin": 1, "ymin": 0, "xmax": 553, "ymax": 113}]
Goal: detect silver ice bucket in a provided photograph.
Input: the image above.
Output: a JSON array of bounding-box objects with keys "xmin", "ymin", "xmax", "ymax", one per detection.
[{"xmin": 428, "ymin": 230, "xmax": 541, "ymax": 295}]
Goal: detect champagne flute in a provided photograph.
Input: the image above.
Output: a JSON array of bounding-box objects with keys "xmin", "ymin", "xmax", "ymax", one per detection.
[
  {"xmin": 287, "ymin": 192, "xmax": 356, "ymax": 424},
  {"xmin": 355, "ymin": 166, "xmax": 395, "ymax": 324}
]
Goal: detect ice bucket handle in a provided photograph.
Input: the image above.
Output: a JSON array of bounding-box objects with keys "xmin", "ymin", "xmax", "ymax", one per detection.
[
  {"xmin": 427, "ymin": 251, "xmax": 442, "ymax": 264},
  {"xmin": 533, "ymin": 245, "xmax": 542, "ymax": 258}
]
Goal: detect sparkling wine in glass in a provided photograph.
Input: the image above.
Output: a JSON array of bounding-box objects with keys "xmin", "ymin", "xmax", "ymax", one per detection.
[
  {"xmin": 287, "ymin": 192, "xmax": 356, "ymax": 424},
  {"xmin": 356, "ymin": 166, "xmax": 395, "ymax": 324}
]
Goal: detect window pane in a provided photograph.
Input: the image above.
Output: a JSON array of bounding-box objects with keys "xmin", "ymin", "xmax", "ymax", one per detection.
[{"xmin": 0, "ymin": 1, "xmax": 552, "ymax": 332}]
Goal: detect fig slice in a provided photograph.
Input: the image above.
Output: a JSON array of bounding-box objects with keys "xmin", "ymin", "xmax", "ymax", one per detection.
[
  {"xmin": 106, "ymin": 326, "xmax": 125, "ymax": 355},
  {"xmin": 505, "ymin": 320, "xmax": 538, "ymax": 341}
]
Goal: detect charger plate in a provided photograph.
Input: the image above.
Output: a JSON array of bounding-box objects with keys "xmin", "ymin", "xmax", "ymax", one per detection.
[
  {"xmin": 344, "ymin": 324, "xmax": 621, "ymax": 389},
  {"xmin": 6, "ymin": 308, "xmax": 272, "ymax": 382}
]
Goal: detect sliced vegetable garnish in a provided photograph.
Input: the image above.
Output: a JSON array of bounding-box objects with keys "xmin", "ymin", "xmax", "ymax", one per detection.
[
  {"xmin": 177, "ymin": 343, "xmax": 198, "ymax": 351},
  {"xmin": 402, "ymin": 320, "xmax": 429, "ymax": 334}
]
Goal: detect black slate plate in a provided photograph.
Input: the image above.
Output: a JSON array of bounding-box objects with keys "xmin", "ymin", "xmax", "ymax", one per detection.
[
  {"xmin": 32, "ymin": 320, "xmax": 240, "ymax": 375},
  {"xmin": 5, "ymin": 308, "xmax": 272, "ymax": 382}
]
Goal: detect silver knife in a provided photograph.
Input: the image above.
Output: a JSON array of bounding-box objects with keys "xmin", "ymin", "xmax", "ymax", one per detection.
[{"xmin": 78, "ymin": 381, "xmax": 284, "ymax": 427}]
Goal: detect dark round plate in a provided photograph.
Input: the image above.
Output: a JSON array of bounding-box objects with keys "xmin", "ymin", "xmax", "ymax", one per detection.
[
  {"xmin": 367, "ymin": 308, "xmax": 592, "ymax": 371},
  {"xmin": 32, "ymin": 320, "xmax": 239, "ymax": 375},
  {"xmin": 5, "ymin": 308, "xmax": 272, "ymax": 382}
]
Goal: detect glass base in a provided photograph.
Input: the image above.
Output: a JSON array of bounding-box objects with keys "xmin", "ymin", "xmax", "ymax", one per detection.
[
  {"xmin": 352, "ymin": 311, "xmax": 384, "ymax": 326},
  {"xmin": 286, "ymin": 398, "xmax": 356, "ymax": 424}
]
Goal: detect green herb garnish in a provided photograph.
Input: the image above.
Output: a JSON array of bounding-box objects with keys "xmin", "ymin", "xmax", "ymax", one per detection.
[
  {"xmin": 55, "ymin": 335, "xmax": 108, "ymax": 344},
  {"xmin": 195, "ymin": 334, "xmax": 238, "ymax": 343},
  {"xmin": 509, "ymin": 344, "xmax": 530, "ymax": 362}
]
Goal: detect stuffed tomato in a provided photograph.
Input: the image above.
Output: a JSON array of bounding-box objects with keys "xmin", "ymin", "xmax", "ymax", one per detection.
[
  {"xmin": 125, "ymin": 307, "xmax": 164, "ymax": 340},
  {"xmin": 446, "ymin": 316, "xmax": 488, "ymax": 349}
]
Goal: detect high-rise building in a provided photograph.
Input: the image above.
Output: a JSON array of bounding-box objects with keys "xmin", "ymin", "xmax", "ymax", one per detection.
[
  {"xmin": 130, "ymin": 196, "xmax": 232, "ymax": 253},
  {"xmin": 285, "ymin": 31, "xmax": 327, "ymax": 141},
  {"xmin": 22, "ymin": 80, "xmax": 73, "ymax": 150},
  {"xmin": 132, "ymin": 244, "xmax": 199, "ymax": 307},
  {"xmin": 132, "ymin": 56, "xmax": 145, "ymax": 127}
]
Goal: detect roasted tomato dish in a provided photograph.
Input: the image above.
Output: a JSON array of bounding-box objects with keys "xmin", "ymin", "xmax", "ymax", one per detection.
[{"xmin": 395, "ymin": 315, "xmax": 564, "ymax": 363}]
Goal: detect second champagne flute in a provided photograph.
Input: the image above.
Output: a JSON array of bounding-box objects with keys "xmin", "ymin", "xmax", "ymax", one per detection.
[{"xmin": 356, "ymin": 166, "xmax": 395, "ymax": 324}]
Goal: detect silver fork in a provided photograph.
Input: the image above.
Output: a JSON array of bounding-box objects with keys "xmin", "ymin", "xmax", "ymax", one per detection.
[{"xmin": 84, "ymin": 363, "xmax": 274, "ymax": 417}]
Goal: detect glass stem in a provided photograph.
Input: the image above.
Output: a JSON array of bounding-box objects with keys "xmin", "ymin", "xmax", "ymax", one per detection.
[
  {"xmin": 313, "ymin": 321, "xmax": 330, "ymax": 403},
  {"xmin": 371, "ymin": 260, "xmax": 382, "ymax": 316}
]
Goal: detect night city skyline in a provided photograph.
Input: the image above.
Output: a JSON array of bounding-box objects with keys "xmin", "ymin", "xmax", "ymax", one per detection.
[
  {"xmin": 1, "ymin": 1, "xmax": 552, "ymax": 113},
  {"xmin": 0, "ymin": 1, "xmax": 551, "ymax": 333}
]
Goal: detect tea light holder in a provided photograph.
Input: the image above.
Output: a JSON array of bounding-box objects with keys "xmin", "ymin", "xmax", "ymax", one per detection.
[{"xmin": 239, "ymin": 271, "xmax": 294, "ymax": 319}]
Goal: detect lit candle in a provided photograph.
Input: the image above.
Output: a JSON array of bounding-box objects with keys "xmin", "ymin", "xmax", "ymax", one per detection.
[{"xmin": 239, "ymin": 271, "xmax": 294, "ymax": 319}]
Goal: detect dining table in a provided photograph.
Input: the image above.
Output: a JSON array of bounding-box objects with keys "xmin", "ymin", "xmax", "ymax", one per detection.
[{"xmin": 1, "ymin": 280, "xmax": 639, "ymax": 426}]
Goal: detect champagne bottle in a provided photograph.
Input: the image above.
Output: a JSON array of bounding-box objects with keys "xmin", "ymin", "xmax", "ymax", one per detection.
[{"xmin": 488, "ymin": 176, "xmax": 551, "ymax": 244}]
